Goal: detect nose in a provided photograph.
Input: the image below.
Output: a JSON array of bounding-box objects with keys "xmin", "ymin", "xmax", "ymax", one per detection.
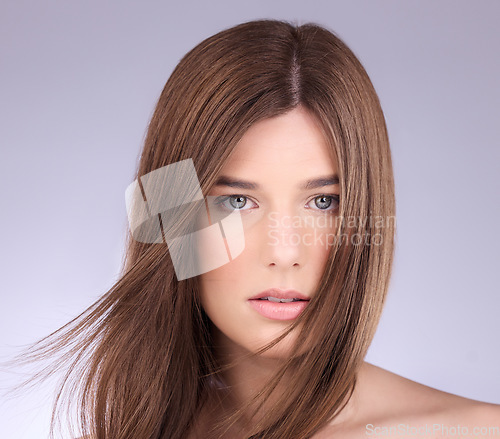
[{"xmin": 262, "ymin": 211, "xmax": 305, "ymax": 269}]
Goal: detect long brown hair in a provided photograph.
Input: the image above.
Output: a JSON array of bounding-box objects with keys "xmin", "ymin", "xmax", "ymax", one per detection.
[{"xmin": 2, "ymin": 19, "xmax": 395, "ymax": 439}]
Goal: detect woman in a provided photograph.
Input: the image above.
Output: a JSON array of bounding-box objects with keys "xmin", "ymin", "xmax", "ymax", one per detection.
[{"xmin": 5, "ymin": 19, "xmax": 499, "ymax": 439}]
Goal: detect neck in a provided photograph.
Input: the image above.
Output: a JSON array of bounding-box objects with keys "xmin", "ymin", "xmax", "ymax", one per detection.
[
  {"xmin": 208, "ymin": 325, "xmax": 362, "ymax": 435},
  {"xmin": 211, "ymin": 326, "xmax": 295, "ymax": 425}
]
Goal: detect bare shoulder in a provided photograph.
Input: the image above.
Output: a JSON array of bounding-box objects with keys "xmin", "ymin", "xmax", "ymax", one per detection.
[
  {"xmin": 318, "ymin": 362, "xmax": 500, "ymax": 438},
  {"xmin": 359, "ymin": 362, "xmax": 500, "ymax": 436}
]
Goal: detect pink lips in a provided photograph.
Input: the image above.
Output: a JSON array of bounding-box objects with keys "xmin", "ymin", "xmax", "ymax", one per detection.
[{"xmin": 248, "ymin": 288, "xmax": 310, "ymax": 321}]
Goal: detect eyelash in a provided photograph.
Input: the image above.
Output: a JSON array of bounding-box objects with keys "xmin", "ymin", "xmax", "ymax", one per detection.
[{"xmin": 213, "ymin": 194, "xmax": 340, "ymax": 212}]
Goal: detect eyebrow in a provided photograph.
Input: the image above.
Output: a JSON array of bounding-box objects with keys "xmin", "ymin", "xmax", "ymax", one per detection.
[{"xmin": 214, "ymin": 175, "xmax": 339, "ymax": 190}]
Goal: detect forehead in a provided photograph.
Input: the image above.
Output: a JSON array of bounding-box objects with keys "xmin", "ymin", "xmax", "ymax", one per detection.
[{"xmin": 222, "ymin": 107, "xmax": 337, "ymax": 175}]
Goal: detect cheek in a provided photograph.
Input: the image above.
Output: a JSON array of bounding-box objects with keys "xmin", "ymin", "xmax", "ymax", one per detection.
[
  {"xmin": 197, "ymin": 257, "xmax": 254, "ymax": 349},
  {"xmin": 194, "ymin": 226, "xmax": 234, "ymax": 277},
  {"xmin": 194, "ymin": 201, "xmax": 250, "ymax": 278},
  {"xmin": 199, "ymin": 240, "xmax": 253, "ymax": 284},
  {"xmin": 303, "ymin": 222, "xmax": 335, "ymax": 273},
  {"xmin": 197, "ymin": 212, "xmax": 261, "ymax": 287},
  {"xmin": 197, "ymin": 231, "xmax": 262, "ymax": 337}
]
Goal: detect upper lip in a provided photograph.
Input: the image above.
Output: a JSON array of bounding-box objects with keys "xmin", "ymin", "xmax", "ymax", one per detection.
[{"xmin": 249, "ymin": 288, "xmax": 310, "ymax": 301}]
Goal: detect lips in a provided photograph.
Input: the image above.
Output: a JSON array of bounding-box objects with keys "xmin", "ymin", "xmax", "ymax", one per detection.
[
  {"xmin": 248, "ymin": 288, "xmax": 310, "ymax": 301},
  {"xmin": 248, "ymin": 288, "xmax": 310, "ymax": 320}
]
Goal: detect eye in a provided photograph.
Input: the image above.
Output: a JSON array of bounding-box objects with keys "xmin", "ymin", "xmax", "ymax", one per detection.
[
  {"xmin": 214, "ymin": 195, "xmax": 257, "ymax": 211},
  {"xmin": 306, "ymin": 195, "xmax": 339, "ymax": 212}
]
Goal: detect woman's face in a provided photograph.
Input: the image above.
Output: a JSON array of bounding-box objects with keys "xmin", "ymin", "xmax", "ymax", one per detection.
[{"xmin": 198, "ymin": 106, "xmax": 340, "ymax": 358}]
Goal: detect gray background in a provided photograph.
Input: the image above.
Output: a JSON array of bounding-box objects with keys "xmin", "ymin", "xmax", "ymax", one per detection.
[{"xmin": 1, "ymin": 1, "xmax": 498, "ymax": 437}]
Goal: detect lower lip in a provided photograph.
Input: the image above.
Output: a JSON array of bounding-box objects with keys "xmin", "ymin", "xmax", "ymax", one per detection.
[{"xmin": 248, "ymin": 299, "xmax": 309, "ymax": 321}]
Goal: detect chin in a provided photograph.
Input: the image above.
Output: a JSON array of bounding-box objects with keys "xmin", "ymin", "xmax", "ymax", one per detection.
[{"xmin": 243, "ymin": 327, "xmax": 306, "ymax": 360}]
